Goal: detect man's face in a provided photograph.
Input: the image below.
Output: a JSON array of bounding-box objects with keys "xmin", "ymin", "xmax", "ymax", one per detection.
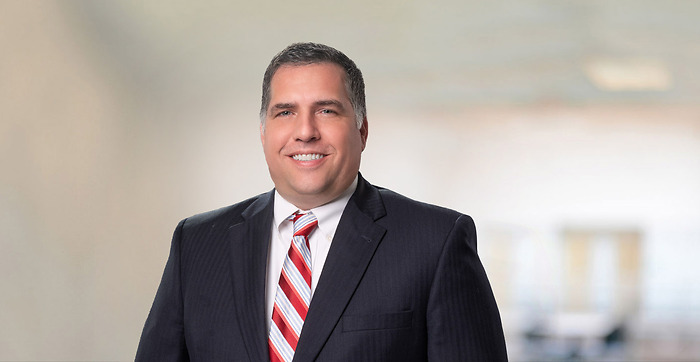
[{"xmin": 261, "ymin": 62, "xmax": 368, "ymax": 210}]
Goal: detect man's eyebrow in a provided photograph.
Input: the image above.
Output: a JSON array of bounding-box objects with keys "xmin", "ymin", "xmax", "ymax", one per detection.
[
  {"xmin": 270, "ymin": 102, "xmax": 296, "ymax": 110},
  {"xmin": 314, "ymin": 99, "xmax": 345, "ymax": 109}
]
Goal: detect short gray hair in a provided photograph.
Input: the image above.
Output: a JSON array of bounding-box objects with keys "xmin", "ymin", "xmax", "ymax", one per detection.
[{"xmin": 260, "ymin": 42, "xmax": 366, "ymax": 128}]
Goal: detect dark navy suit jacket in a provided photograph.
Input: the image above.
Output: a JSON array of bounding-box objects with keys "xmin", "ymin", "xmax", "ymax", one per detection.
[{"xmin": 136, "ymin": 175, "xmax": 508, "ymax": 361}]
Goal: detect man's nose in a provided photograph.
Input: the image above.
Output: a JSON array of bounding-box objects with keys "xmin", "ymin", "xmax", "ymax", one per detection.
[{"xmin": 294, "ymin": 112, "xmax": 320, "ymax": 142}]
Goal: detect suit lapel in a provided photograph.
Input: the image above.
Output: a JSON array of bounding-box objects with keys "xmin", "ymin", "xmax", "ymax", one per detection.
[
  {"xmin": 294, "ymin": 176, "xmax": 387, "ymax": 361},
  {"xmin": 228, "ymin": 191, "xmax": 274, "ymax": 362}
]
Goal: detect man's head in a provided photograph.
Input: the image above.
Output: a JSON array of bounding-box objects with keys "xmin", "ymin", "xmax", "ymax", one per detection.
[
  {"xmin": 260, "ymin": 42, "xmax": 366, "ymax": 129},
  {"xmin": 260, "ymin": 43, "xmax": 368, "ymax": 210}
]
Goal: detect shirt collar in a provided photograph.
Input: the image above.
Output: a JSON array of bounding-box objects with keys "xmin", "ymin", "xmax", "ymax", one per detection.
[{"xmin": 273, "ymin": 176, "xmax": 358, "ymax": 239}]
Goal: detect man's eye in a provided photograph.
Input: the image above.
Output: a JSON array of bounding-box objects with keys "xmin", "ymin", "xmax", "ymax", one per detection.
[
  {"xmin": 276, "ymin": 110, "xmax": 292, "ymax": 117},
  {"xmin": 320, "ymin": 109, "xmax": 336, "ymax": 114}
]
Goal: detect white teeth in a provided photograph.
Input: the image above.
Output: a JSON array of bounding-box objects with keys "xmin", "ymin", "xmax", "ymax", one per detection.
[{"xmin": 292, "ymin": 153, "xmax": 324, "ymax": 161}]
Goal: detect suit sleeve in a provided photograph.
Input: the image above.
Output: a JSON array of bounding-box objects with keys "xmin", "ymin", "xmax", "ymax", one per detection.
[
  {"xmin": 426, "ymin": 215, "xmax": 508, "ymax": 361},
  {"xmin": 135, "ymin": 219, "xmax": 189, "ymax": 361}
]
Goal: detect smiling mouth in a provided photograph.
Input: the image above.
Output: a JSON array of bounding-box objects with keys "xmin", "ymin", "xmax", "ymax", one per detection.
[{"xmin": 292, "ymin": 153, "xmax": 325, "ymax": 161}]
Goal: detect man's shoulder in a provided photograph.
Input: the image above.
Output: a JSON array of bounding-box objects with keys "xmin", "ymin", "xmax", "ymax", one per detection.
[
  {"xmin": 366, "ymin": 183, "xmax": 477, "ymax": 249},
  {"xmin": 371, "ymin": 184, "xmax": 467, "ymax": 222},
  {"xmin": 182, "ymin": 190, "xmax": 273, "ymax": 229}
]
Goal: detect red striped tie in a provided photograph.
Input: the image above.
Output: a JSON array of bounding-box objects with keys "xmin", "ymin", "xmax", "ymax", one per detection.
[{"xmin": 269, "ymin": 212, "xmax": 318, "ymax": 362}]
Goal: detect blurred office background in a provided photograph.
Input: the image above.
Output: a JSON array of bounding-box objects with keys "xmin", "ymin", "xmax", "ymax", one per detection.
[{"xmin": 1, "ymin": 0, "xmax": 699, "ymax": 360}]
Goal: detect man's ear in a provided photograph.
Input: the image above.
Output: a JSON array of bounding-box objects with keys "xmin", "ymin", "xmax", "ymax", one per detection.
[
  {"xmin": 360, "ymin": 117, "xmax": 368, "ymax": 151},
  {"xmin": 260, "ymin": 123, "xmax": 265, "ymax": 145}
]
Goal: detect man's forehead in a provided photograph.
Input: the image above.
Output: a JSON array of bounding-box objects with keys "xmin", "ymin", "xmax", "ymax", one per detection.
[
  {"xmin": 271, "ymin": 62, "xmax": 345, "ymax": 82},
  {"xmin": 268, "ymin": 63, "xmax": 350, "ymax": 101}
]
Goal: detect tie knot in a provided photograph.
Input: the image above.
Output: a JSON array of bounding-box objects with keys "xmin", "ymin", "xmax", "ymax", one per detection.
[{"xmin": 291, "ymin": 212, "xmax": 318, "ymax": 238}]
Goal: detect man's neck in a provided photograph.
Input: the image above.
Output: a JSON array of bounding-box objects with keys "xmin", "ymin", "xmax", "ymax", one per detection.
[{"xmin": 276, "ymin": 176, "xmax": 359, "ymax": 211}]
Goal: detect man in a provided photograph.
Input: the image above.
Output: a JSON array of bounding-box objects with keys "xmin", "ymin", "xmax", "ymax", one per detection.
[{"xmin": 136, "ymin": 42, "xmax": 507, "ymax": 361}]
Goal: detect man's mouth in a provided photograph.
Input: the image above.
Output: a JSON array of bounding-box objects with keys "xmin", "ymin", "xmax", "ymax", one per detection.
[{"xmin": 292, "ymin": 153, "xmax": 325, "ymax": 161}]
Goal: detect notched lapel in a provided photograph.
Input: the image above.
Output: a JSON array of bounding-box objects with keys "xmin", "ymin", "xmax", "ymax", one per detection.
[
  {"xmin": 294, "ymin": 177, "xmax": 387, "ymax": 361},
  {"xmin": 228, "ymin": 192, "xmax": 274, "ymax": 362}
]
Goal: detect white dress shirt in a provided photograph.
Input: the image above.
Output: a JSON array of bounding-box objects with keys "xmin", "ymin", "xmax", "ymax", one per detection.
[{"xmin": 265, "ymin": 177, "xmax": 358, "ymax": 331}]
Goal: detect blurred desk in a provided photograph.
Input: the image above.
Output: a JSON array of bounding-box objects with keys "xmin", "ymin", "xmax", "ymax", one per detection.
[{"xmin": 524, "ymin": 312, "xmax": 622, "ymax": 360}]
